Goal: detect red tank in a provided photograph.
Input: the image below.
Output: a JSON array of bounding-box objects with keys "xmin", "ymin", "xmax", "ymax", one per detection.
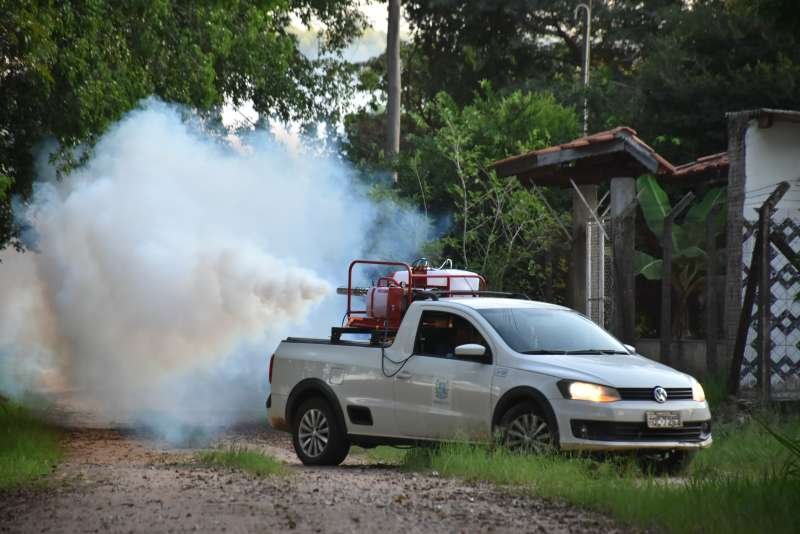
[{"xmin": 337, "ymin": 258, "xmax": 486, "ymax": 335}]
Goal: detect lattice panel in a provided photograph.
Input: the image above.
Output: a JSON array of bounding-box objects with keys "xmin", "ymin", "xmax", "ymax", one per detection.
[{"xmin": 740, "ymin": 214, "xmax": 800, "ymax": 399}]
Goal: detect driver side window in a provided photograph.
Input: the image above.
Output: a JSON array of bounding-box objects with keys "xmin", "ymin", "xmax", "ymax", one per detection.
[{"xmin": 413, "ymin": 311, "xmax": 491, "ymax": 363}]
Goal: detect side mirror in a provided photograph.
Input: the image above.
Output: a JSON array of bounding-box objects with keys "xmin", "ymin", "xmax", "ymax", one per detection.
[
  {"xmin": 455, "ymin": 343, "xmax": 486, "ymax": 357},
  {"xmin": 623, "ymin": 344, "xmax": 636, "ymax": 354}
]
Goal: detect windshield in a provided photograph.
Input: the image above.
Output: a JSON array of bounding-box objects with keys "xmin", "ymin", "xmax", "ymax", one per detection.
[{"xmin": 478, "ymin": 308, "xmax": 628, "ymax": 354}]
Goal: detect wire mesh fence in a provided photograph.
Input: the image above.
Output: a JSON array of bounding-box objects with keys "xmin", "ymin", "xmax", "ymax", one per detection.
[{"xmin": 586, "ymin": 219, "xmax": 613, "ymax": 329}]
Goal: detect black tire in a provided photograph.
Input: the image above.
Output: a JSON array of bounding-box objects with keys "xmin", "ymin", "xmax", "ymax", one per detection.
[
  {"xmin": 497, "ymin": 401, "xmax": 558, "ymax": 453},
  {"xmin": 639, "ymin": 450, "xmax": 696, "ymax": 476},
  {"xmin": 291, "ymin": 397, "xmax": 350, "ymax": 466}
]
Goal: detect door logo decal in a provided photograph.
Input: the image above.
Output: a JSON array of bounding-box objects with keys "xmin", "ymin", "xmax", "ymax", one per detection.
[{"xmin": 433, "ymin": 378, "xmax": 450, "ymax": 403}]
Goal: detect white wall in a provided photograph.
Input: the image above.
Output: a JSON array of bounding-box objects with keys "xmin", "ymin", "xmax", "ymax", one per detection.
[
  {"xmin": 742, "ymin": 117, "xmax": 800, "ymax": 398},
  {"xmin": 744, "ymin": 120, "xmax": 800, "ymax": 220}
]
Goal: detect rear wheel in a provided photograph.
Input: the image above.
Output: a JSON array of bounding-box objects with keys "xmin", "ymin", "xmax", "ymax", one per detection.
[
  {"xmin": 292, "ymin": 397, "xmax": 350, "ymax": 466},
  {"xmin": 498, "ymin": 401, "xmax": 558, "ymax": 453}
]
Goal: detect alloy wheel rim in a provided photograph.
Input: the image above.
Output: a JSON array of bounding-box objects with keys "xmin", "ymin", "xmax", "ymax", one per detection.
[
  {"xmin": 298, "ymin": 408, "xmax": 329, "ymax": 458},
  {"xmin": 505, "ymin": 413, "xmax": 551, "ymax": 452}
]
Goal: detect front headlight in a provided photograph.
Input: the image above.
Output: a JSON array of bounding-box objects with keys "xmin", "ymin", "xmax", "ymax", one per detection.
[
  {"xmin": 558, "ymin": 380, "xmax": 620, "ymax": 402},
  {"xmin": 692, "ymin": 380, "xmax": 706, "ymax": 402}
]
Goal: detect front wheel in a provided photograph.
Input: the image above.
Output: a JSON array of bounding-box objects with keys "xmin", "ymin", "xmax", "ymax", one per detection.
[
  {"xmin": 292, "ymin": 397, "xmax": 350, "ymax": 466},
  {"xmin": 639, "ymin": 450, "xmax": 696, "ymax": 476},
  {"xmin": 498, "ymin": 401, "xmax": 558, "ymax": 453}
]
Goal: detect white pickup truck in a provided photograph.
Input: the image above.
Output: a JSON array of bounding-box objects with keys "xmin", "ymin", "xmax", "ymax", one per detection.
[{"xmin": 267, "ymin": 296, "xmax": 712, "ymax": 473}]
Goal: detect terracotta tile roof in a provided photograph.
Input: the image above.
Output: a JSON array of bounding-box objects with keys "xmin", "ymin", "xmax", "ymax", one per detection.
[
  {"xmin": 492, "ymin": 126, "xmax": 727, "ymax": 186},
  {"xmin": 492, "ymin": 126, "xmax": 675, "ymax": 183},
  {"xmin": 672, "ymin": 152, "xmax": 729, "ymax": 178}
]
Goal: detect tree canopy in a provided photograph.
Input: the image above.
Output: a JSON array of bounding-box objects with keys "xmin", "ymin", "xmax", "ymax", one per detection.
[
  {"xmin": 341, "ymin": 0, "xmax": 800, "ymax": 308},
  {"xmin": 351, "ymin": 0, "xmax": 800, "ymax": 164},
  {"xmin": 389, "ymin": 84, "xmax": 578, "ymax": 300},
  {"xmin": 0, "ymin": 0, "xmax": 363, "ymax": 248}
]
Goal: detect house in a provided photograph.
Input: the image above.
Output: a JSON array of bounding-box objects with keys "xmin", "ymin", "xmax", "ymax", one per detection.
[
  {"xmin": 493, "ymin": 111, "xmax": 800, "ymax": 400},
  {"xmin": 724, "ymin": 109, "xmax": 800, "ymax": 399}
]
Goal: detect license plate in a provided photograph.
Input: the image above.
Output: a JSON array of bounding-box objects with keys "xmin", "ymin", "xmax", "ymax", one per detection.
[{"xmin": 646, "ymin": 411, "xmax": 682, "ymax": 429}]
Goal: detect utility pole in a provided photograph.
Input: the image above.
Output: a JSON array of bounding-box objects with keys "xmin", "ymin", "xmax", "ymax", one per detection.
[
  {"xmin": 568, "ymin": 1, "xmax": 596, "ymax": 312},
  {"xmin": 574, "ymin": 0, "xmax": 592, "ymax": 136},
  {"xmin": 386, "ymin": 0, "xmax": 401, "ymax": 183}
]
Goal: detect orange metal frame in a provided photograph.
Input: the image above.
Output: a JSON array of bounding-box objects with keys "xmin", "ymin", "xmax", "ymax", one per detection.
[{"xmin": 344, "ymin": 259, "xmax": 487, "ymax": 332}]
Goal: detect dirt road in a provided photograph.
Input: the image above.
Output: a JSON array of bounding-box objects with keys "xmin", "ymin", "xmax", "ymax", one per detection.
[{"xmin": 0, "ymin": 425, "xmax": 624, "ymax": 533}]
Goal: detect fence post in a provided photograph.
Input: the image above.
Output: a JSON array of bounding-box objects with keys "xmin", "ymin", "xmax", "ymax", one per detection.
[
  {"xmin": 757, "ymin": 182, "xmax": 790, "ymax": 403},
  {"xmin": 660, "ymin": 192, "xmax": 695, "ymax": 367},
  {"xmin": 705, "ymin": 204, "xmax": 721, "ymax": 376},
  {"xmin": 728, "ymin": 227, "xmax": 762, "ymax": 396},
  {"xmin": 757, "ymin": 205, "xmax": 771, "ymax": 403},
  {"xmin": 610, "ymin": 177, "xmax": 637, "ymax": 343}
]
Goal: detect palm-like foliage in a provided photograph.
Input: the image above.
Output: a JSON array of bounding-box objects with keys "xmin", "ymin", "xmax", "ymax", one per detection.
[{"xmin": 635, "ymin": 176, "xmax": 726, "ymax": 337}]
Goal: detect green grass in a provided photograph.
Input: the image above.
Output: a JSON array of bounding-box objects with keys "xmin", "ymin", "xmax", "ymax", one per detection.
[
  {"xmin": 400, "ymin": 416, "xmax": 800, "ymax": 534},
  {"xmin": 0, "ymin": 400, "xmax": 62, "ymax": 489},
  {"xmin": 350, "ymin": 445, "xmax": 408, "ymax": 464},
  {"xmin": 692, "ymin": 415, "xmax": 800, "ymax": 478},
  {"xmin": 700, "ymin": 374, "xmax": 728, "ymax": 412},
  {"xmin": 198, "ymin": 446, "xmax": 286, "ymax": 476}
]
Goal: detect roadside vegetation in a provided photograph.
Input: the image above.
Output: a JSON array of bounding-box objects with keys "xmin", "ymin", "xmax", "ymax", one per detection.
[
  {"xmin": 0, "ymin": 398, "xmax": 62, "ymax": 489},
  {"xmin": 351, "ymin": 445, "xmax": 408, "ymax": 464},
  {"xmin": 400, "ymin": 413, "xmax": 800, "ymax": 534},
  {"xmin": 198, "ymin": 446, "xmax": 286, "ymax": 477}
]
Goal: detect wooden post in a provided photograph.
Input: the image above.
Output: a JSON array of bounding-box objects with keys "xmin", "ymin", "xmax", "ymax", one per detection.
[
  {"xmin": 722, "ymin": 113, "xmax": 749, "ymax": 375},
  {"xmin": 757, "ymin": 204, "xmax": 771, "ymax": 403},
  {"xmin": 660, "ymin": 193, "xmax": 695, "ymax": 367},
  {"xmin": 570, "ymin": 185, "xmax": 598, "ymax": 312},
  {"xmin": 756, "ymin": 182, "xmax": 789, "ymax": 403},
  {"xmin": 705, "ymin": 204, "xmax": 720, "ymax": 376},
  {"xmin": 727, "ymin": 233, "xmax": 762, "ymax": 396},
  {"xmin": 610, "ymin": 177, "xmax": 636, "ymax": 343}
]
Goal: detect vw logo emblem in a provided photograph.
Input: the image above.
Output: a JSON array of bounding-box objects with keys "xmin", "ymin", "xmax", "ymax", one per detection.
[{"xmin": 653, "ymin": 386, "xmax": 668, "ymax": 403}]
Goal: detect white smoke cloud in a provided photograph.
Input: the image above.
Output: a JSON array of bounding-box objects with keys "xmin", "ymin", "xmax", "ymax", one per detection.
[{"xmin": 0, "ymin": 99, "xmax": 431, "ymax": 435}]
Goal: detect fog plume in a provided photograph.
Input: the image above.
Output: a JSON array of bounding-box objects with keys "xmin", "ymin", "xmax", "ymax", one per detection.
[{"xmin": 0, "ymin": 100, "xmax": 431, "ymax": 435}]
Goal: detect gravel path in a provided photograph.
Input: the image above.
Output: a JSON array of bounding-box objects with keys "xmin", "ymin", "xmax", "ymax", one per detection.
[{"xmin": 0, "ymin": 425, "xmax": 626, "ymax": 533}]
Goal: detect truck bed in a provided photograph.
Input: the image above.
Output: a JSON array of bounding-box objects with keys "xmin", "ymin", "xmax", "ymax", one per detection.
[
  {"xmin": 284, "ymin": 326, "xmax": 392, "ymax": 347},
  {"xmin": 284, "ymin": 337, "xmax": 376, "ymax": 348}
]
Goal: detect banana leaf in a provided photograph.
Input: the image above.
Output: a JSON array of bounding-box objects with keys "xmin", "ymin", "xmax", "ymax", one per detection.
[
  {"xmin": 635, "ymin": 251, "xmax": 663, "ymax": 280},
  {"xmin": 674, "ymin": 245, "xmax": 707, "ymax": 259},
  {"xmin": 685, "ymin": 187, "xmax": 725, "ymax": 226},
  {"xmin": 637, "ymin": 175, "xmax": 670, "ymax": 238},
  {"xmin": 638, "ymin": 175, "xmax": 689, "ymax": 251},
  {"xmin": 683, "ymin": 187, "xmax": 726, "ymax": 248}
]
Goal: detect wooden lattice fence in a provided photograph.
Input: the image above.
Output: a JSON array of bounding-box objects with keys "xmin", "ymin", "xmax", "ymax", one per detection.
[{"xmin": 740, "ymin": 213, "xmax": 800, "ymax": 399}]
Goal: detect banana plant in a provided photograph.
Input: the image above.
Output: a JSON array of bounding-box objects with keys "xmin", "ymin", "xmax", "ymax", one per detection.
[{"xmin": 634, "ymin": 175, "xmax": 726, "ymax": 337}]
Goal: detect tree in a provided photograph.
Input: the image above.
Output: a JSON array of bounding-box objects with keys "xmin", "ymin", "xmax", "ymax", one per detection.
[
  {"xmin": 635, "ymin": 176, "xmax": 726, "ymax": 337},
  {"xmin": 631, "ymin": 0, "xmax": 800, "ymax": 162},
  {"xmin": 402, "ymin": 1, "xmax": 680, "ymax": 113},
  {"xmin": 391, "ymin": 83, "xmax": 579, "ymax": 299},
  {"xmin": 385, "ymin": 1, "xmax": 800, "ymax": 163},
  {"xmin": 0, "ymin": 0, "xmax": 364, "ymax": 248}
]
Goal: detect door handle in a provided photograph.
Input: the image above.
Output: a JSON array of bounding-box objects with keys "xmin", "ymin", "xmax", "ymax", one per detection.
[{"xmin": 396, "ymin": 370, "xmax": 412, "ymax": 380}]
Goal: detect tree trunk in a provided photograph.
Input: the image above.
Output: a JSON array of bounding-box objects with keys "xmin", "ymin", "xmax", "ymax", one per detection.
[{"xmin": 386, "ymin": 0, "xmax": 401, "ymax": 183}]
